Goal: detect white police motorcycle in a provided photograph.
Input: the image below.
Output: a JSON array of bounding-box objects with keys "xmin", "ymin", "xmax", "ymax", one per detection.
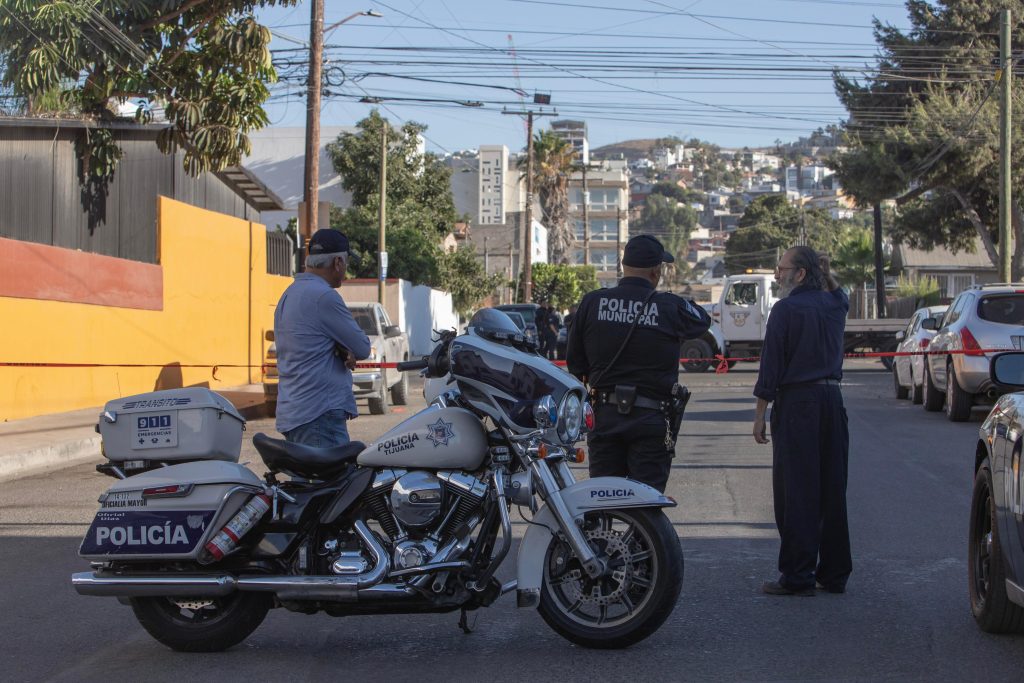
[{"xmin": 71, "ymin": 309, "xmax": 683, "ymax": 650}]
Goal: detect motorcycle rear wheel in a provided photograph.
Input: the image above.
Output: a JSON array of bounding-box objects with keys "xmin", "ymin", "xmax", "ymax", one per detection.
[
  {"xmin": 538, "ymin": 508, "xmax": 683, "ymax": 649},
  {"xmin": 131, "ymin": 592, "xmax": 271, "ymax": 652}
]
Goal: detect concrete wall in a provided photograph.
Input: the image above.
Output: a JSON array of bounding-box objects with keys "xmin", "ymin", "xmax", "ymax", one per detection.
[
  {"xmin": 0, "ymin": 197, "xmax": 291, "ymax": 421},
  {"xmin": 337, "ymin": 279, "xmax": 457, "ymax": 356}
]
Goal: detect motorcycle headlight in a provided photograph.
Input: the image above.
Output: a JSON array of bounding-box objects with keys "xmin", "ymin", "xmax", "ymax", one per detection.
[{"xmin": 557, "ymin": 392, "xmax": 583, "ymax": 443}]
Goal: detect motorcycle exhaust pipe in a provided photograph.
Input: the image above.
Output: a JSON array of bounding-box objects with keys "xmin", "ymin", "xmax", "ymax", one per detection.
[
  {"xmin": 73, "ymin": 521, "xmax": 390, "ymax": 602},
  {"xmin": 72, "ymin": 573, "xmax": 237, "ymax": 598}
]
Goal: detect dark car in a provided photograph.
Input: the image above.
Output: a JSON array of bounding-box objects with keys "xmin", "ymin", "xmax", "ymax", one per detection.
[
  {"xmin": 969, "ymin": 351, "xmax": 1024, "ymax": 632},
  {"xmin": 495, "ymin": 304, "xmax": 540, "ymax": 345}
]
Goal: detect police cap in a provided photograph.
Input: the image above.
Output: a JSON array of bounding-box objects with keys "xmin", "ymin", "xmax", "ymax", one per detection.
[{"xmin": 622, "ymin": 234, "xmax": 675, "ymax": 268}]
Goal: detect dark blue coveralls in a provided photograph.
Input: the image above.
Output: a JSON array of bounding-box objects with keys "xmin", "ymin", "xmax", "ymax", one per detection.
[
  {"xmin": 566, "ymin": 277, "xmax": 711, "ymax": 492},
  {"xmin": 754, "ymin": 284, "xmax": 852, "ymax": 592}
]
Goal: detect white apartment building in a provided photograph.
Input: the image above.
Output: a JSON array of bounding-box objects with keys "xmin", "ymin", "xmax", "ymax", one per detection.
[
  {"xmin": 567, "ymin": 158, "xmax": 629, "ymax": 287},
  {"xmin": 551, "ymin": 119, "xmax": 589, "ymax": 164}
]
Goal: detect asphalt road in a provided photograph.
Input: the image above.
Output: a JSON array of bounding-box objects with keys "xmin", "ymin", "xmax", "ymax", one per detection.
[{"xmin": 3, "ymin": 360, "xmax": 1024, "ymax": 682}]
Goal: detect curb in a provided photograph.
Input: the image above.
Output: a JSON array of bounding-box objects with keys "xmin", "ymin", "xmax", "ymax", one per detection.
[
  {"xmin": 0, "ymin": 435, "xmax": 102, "ymax": 483},
  {"xmin": 0, "ymin": 397, "xmax": 271, "ymax": 483}
]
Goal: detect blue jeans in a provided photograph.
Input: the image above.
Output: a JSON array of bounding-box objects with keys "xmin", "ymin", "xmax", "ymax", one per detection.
[{"xmin": 283, "ymin": 409, "xmax": 350, "ymax": 448}]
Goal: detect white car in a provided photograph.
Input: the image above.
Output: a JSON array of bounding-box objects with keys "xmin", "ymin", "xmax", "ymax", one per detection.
[{"xmin": 893, "ymin": 305, "xmax": 948, "ymax": 404}]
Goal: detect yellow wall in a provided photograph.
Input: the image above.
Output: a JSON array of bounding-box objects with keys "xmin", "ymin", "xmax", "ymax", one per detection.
[{"xmin": 0, "ymin": 197, "xmax": 292, "ymax": 421}]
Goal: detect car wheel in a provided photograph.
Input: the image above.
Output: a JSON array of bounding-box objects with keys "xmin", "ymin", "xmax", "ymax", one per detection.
[
  {"xmin": 968, "ymin": 462, "xmax": 1024, "ymax": 633},
  {"xmin": 945, "ymin": 362, "xmax": 972, "ymax": 422},
  {"xmin": 893, "ymin": 364, "xmax": 909, "ymax": 400},
  {"xmin": 390, "ymin": 357, "xmax": 409, "ymax": 405},
  {"xmin": 680, "ymin": 339, "xmax": 712, "ymax": 373},
  {"xmin": 910, "ymin": 367, "xmax": 924, "ymax": 405},
  {"xmin": 368, "ymin": 379, "xmax": 388, "ymax": 415},
  {"xmin": 922, "ymin": 362, "xmax": 944, "ymax": 412}
]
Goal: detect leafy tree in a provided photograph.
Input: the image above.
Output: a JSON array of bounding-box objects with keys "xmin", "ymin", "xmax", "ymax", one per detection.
[
  {"xmin": 833, "ymin": 0, "xmax": 1024, "ymax": 275},
  {"xmin": 437, "ymin": 246, "xmax": 503, "ymax": 317},
  {"xmin": 330, "ymin": 205, "xmax": 443, "ymax": 287},
  {"xmin": 635, "ymin": 193, "xmax": 697, "ymax": 285},
  {"xmin": 530, "ymin": 262, "xmax": 598, "ymax": 310},
  {"xmin": 725, "ymin": 194, "xmax": 844, "ymax": 273},
  {"xmin": 0, "ymin": 1, "xmax": 289, "ymax": 180},
  {"xmin": 328, "ymin": 110, "xmax": 457, "ymax": 238},
  {"xmin": 519, "ymin": 129, "xmax": 577, "ymax": 264}
]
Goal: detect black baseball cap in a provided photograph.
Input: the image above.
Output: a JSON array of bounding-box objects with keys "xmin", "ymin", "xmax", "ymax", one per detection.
[
  {"xmin": 622, "ymin": 234, "xmax": 674, "ymax": 268},
  {"xmin": 307, "ymin": 228, "xmax": 350, "ymax": 255}
]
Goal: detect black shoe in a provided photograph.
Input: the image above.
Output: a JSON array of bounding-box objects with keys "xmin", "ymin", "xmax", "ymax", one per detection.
[
  {"xmin": 761, "ymin": 580, "xmax": 815, "ymax": 597},
  {"xmin": 815, "ymin": 581, "xmax": 845, "ymax": 594}
]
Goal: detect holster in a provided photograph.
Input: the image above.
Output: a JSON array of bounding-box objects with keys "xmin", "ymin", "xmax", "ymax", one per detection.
[
  {"xmin": 667, "ymin": 383, "xmax": 691, "ymax": 444},
  {"xmin": 614, "ymin": 385, "xmax": 637, "ymax": 415}
]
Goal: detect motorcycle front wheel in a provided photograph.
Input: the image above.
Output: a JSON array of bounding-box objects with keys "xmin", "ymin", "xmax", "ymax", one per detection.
[{"xmin": 538, "ymin": 508, "xmax": 683, "ymax": 649}]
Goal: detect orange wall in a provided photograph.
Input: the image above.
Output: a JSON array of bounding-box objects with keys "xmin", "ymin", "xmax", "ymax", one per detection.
[{"xmin": 0, "ymin": 197, "xmax": 292, "ymax": 421}]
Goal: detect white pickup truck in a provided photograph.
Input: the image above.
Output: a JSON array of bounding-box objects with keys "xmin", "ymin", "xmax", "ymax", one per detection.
[{"xmin": 681, "ymin": 273, "xmax": 907, "ymax": 372}]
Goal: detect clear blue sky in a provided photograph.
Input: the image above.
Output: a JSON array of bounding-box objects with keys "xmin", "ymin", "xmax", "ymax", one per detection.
[{"xmin": 257, "ymin": 0, "xmax": 913, "ymax": 155}]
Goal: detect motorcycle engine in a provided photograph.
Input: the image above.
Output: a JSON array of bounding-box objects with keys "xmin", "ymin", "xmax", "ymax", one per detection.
[{"xmin": 390, "ymin": 471, "xmax": 443, "ymax": 528}]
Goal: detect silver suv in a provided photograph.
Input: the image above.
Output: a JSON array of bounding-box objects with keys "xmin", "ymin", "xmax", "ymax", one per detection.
[{"xmin": 922, "ymin": 284, "xmax": 1024, "ymax": 421}]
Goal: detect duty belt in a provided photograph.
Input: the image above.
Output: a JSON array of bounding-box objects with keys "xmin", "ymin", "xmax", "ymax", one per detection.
[{"xmin": 592, "ymin": 390, "xmax": 668, "ymax": 412}]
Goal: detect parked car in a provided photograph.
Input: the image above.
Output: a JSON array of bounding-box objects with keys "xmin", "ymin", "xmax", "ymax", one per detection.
[
  {"xmin": 968, "ymin": 352, "xmax": 1024, "ymax": 633},
  {"xmin": 495, "ymin": 303, "xmax": 540, "ymax": 345},
  {"xmin": 922, "ymin": 284, "xmax": 1024, "ymax": 421},
  {"xmin": 263, "ymin": 301, "xmax": 410, "ymax": 418},
  {"xmin": 893, "ymin": 305, "xmax": 948, "ymax": 404},
  {"xmin": 504, "ymin": 311, "xmax": 529, "ymax": 336}
]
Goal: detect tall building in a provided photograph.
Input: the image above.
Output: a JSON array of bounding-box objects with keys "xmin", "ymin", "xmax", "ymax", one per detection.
[
  {"xmin": 568, "ymin": 159, "xmax": 629, "ymax": 288},
  {"xmin": 551, "ymin": 119, "xmax": 589, "ymax": 165}
]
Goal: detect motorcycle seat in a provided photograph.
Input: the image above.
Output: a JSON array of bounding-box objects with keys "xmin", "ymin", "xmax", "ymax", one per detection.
[{"xmin": 252, "ymin": 433, "xmax": 365, "ymax": 479}]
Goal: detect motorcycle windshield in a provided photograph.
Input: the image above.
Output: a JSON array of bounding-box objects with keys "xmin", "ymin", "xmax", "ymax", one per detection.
[{"xmin": 449, "ymin": 315, "xmax": 582, "ymax": 429}]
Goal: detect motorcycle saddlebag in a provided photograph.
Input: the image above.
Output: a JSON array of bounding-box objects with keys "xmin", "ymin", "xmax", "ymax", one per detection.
[{"xmin": 79, "ymin": 461, "xmax": 263, "ymax": 561}]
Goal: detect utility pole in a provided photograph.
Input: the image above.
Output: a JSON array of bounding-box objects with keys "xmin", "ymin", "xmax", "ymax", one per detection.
[
  {"xmin": 301, "ymin": 9, "xmax": 381, "ymax": 254},
  {"xmin": 484, "ymin": 235, "xmax": 490, "ymax": 274},
  {"xmin": 616, "ymin": 207, "xmax": 624, "ymax": 277},
  {"xmin": 582, "ymin": 163, "xmax": 590, "ymax": 267},
  {"xmin": 1000, "ymin": 8, "xmax": 1013, "ymax": 282},
  {"xmin": 873, "ymin": 203, "xmax": 886, "ymax": 318},
  {"xmin": 378, "ymin": 125, "xmax": 387, "ymax": 305},
  {"xmin": 508, "ymin": 241, "xmax": 514, "ymax": 304},
  {"xmin": 301, "ymin": 0, "xmax": 324, "ymax": 249},
  {"xmin": 502, "ymin": 106, "xmax": 556, "ymax": 302}
]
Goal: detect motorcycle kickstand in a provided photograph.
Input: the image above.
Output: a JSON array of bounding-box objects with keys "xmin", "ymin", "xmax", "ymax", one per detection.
[{"xmin": 458, "ymin": 607, "xmax": 478, "ymax": 635}]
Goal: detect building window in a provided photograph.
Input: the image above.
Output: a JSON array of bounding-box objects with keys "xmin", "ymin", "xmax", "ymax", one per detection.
[{"xmin": 575, "ymin": 218, "xmax": 618, "ymax": 241}]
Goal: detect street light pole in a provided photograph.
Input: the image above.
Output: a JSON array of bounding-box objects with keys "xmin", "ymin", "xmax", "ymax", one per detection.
[
  {"xmin": 301, "ymin": 9, "xmax": 381, "ymax": 251},
  {"xmin": 378, "ymin": 125, "xmax": 387, "ymax": 305}
]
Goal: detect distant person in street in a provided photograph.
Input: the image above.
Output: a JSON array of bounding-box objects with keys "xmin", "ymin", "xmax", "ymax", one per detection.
[
  {"xmin": 753, "ymin": 246, "xmax": 851, "ymax": 597},
  {"xmin": 543, "ymin": 303, "xmax": 560, "ymax": 360},
  {"xmin": 566, "ymin": 234, "xmax": 711, "ymax": 492},
  {"xmin": 273, "ymin": 229, "xmax": 371, "ymax": 448},
  {"xmin": 536, "ymin": 300, "xmax": 553, "ymax": 357}
]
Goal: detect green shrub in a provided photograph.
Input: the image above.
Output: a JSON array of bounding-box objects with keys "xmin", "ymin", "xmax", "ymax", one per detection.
[{"xmin": 894, "ymin": 274, "xmax": 940, "ymax": 306}]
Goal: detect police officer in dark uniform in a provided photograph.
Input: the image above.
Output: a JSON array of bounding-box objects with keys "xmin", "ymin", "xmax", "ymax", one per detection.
[{"xmin": 566, "ymin": 235, "xmax": 711, "ymax": 493}]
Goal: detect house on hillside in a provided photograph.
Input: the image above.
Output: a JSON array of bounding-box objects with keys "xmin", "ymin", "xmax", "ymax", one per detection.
[{"xmin": 892, "ymin": 236, "xmax": 999, "ymax": 301}]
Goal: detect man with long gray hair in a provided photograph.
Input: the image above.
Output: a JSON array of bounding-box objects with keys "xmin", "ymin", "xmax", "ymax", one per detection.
[
  {"xmin": 752, "ymin": 246, "xmax": 852, "ymax": 596},
  {"xmin": 273, "ymin": 229, "xmax": 370, "ymax": 447}
]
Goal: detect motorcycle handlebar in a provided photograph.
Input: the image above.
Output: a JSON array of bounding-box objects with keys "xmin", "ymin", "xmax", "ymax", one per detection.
[{"xmin": 397, "ymin": 358, "xmax": 429, "ymax": 372}]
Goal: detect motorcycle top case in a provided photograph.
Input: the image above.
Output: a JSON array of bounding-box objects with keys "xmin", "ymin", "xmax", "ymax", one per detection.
[
  {"xmin": 98, "ymin": 387, "xmax": 245, "ymax": 463},
  {"xmin": 80, "ymin": 461, "xmax": 263, "ymax": 561}
]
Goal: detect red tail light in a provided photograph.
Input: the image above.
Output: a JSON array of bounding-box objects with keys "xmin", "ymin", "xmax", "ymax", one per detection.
[
  {"xmin": 142, "ymin": 484, "xmax": 193, "ymax": 498},
  {"xmin": 919, "ymin": 338, "xmax": 930, "ymax": 349},
  {"xmin": 583, "ymin": 402, "xmax": 595, "ymax": 431},
  {"xmin": 960, "ymin": 327, "xmax": 984, "ymax": 356}
]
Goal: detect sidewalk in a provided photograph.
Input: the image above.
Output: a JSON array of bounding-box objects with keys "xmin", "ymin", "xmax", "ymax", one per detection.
[{"xmin": 0, "ymin": 385, "xmax": 271, "ymax": 482}]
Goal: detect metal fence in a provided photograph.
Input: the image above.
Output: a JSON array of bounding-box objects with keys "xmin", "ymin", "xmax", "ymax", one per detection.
[{"xmin": 266, "ymin": 231, "xmax": 295, "ymax": 276}]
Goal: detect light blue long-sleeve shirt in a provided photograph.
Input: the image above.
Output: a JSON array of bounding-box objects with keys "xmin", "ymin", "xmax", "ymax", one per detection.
[{"xmin": 274, "ymin": 274, "xmax": 371, "ymax": 433}]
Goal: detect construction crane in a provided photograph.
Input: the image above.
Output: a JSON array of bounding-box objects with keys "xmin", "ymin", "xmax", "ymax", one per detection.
[{"xmin": 507, "ymin": 34, "xmax": 527, "ymax": 134}]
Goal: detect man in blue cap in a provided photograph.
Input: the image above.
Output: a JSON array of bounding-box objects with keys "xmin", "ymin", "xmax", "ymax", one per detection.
[
  {"xmin": 273, "ymin": 229, "xmax": 371, "ymax": 447},
  {"xmin": 566, "ymin": 234, "xmax": 711, "ymax": 492}
]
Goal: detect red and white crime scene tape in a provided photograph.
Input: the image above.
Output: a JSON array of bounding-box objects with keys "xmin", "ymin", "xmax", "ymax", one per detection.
[{"xmin": 1, "ymin": 348, "xmax": 1016, "ymax": 380}]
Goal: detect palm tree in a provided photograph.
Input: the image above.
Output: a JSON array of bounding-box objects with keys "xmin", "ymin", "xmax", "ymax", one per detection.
[
  {"xmin": 520, "ymin": 130, "xmax": 577, "ymax": 265},
  {"xmin": 835, "ymin": 228, "xmax": 879, "ymax": 317}
]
